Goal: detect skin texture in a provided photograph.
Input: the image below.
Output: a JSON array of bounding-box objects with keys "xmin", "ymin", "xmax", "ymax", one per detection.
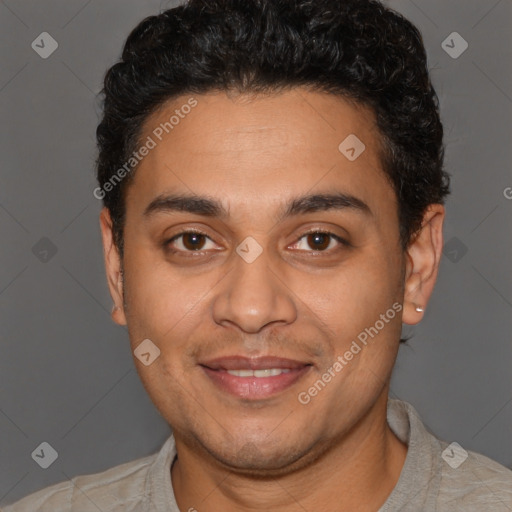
[{"xmin": 100, "ymin": 88, "xmax": 445, "ymax": 512}]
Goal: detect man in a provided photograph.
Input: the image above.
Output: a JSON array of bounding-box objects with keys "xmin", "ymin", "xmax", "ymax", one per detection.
[{"xmin": 5, "ymin": 0, "xmax": 512, "ymax": 510}]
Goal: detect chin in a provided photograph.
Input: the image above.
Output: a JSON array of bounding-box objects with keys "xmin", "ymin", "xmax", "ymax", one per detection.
[{"xmin": 195, "ymin": 432, "xmax": 326, "ymax": 477}]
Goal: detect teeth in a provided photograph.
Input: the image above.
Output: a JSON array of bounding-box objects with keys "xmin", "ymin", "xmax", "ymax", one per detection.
[{"xmin": 226, "ymin": 368, "xmax": 292, "ymax": 377}]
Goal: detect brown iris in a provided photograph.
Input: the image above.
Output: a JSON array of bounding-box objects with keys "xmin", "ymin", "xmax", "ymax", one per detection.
[
  {"xmin": 182, "ymin": 233, "xmax": 207, "ymax": 250},
  {"xmin": 307, "ymin": 233, "xmax": 331, "ymax": 251}
]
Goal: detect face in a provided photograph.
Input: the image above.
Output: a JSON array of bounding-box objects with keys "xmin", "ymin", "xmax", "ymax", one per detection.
[{"xmin": 100, "ymin": 88, "xmax": 442, "ymax": 474}]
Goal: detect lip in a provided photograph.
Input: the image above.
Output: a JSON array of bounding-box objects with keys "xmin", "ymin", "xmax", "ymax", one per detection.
[
  {"xmin": 200, "ymin": 355, "xmax": 309, "ymax": 371},
  {"xmin": 200, "ymin": 356, "xmax": 312, "ymax": 400}
]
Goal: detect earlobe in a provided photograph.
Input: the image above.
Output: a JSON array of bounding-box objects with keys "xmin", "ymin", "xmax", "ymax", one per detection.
[
  {"xmin": 99, "ymin": 207, "xmax": 127, "ymax": 326},
  {"xmin": 402, "ymin": 204, "xmax": 445, "ymax": 325}
]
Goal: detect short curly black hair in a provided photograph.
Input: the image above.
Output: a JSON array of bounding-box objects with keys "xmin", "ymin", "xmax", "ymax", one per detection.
[{"xmin": 96, "ymin": 0, "xmax": 450, "ymax": 257}]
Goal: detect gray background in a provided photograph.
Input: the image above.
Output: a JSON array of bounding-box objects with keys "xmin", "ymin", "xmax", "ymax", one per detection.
[{"xmin": 0, "ymin": 0, "xmax": 511, "ymax": 505}]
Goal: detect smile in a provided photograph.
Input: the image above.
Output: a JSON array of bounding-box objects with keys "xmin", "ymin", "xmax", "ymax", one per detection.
[
  {"xmin": 226, "ymin": 368, "xmax": 291, "ymax": 377},
  {"xmin": 199, "ymin": 356, "xmax": 312, "ymax": 400}
]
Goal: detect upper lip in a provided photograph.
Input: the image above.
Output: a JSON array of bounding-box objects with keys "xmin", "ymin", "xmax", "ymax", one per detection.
[{"xmin": 200, "ymin": 356, "xmax": 310, "ymax": 371}]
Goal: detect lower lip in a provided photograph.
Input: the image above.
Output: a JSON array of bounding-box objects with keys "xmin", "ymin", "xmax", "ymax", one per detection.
[{"xmin": 201, "ymin": 366, "xmax": 311, "ymax": 400}]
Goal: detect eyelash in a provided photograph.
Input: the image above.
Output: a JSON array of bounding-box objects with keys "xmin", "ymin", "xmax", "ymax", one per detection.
[{"xmin": 165, "ymin": 228, "xmax": 350, "ymax": 256}]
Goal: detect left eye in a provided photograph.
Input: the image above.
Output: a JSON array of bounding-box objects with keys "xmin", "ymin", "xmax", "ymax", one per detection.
[{"xmin": 291, "ymin": 232, "xmax": 347, "ymax": 252}]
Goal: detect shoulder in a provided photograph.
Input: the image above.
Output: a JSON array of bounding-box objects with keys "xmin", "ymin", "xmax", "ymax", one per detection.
[
  {"xmin": 2, "ymin": 453, "xmax": 156, "ymax": 512},
  {"xmin": 386, "ymin": 399, "xmax": 512, "ymax": 510},
  {"xmin": 437, "ymin": 442, "xmax": 512, "ymax": 510}
]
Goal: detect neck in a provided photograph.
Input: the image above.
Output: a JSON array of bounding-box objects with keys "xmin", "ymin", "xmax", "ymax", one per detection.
[{"xmin": 171, "ymin": 391, "xmax": 407, "ymax": 512}]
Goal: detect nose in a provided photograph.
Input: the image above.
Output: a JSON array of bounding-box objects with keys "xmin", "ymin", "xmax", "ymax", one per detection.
[{"xmin": 212, "ymin": 246, "xmax": 297, "ymax": 334}]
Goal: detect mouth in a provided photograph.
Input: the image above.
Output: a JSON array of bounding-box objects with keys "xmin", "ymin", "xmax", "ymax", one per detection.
[{"xmin": 199, "ymin": 356, "xmax": 312, "ymax": 400}]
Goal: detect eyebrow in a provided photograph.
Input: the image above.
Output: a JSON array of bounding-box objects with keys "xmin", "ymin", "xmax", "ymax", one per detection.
[{"xmin": 143, "ymin": 191, "xmax": 372, "ymax": 221}]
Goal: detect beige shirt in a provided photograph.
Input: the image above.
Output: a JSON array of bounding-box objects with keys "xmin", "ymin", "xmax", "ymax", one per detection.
[{"xmin": 4, "ymin": 399, "xmax": 512, "ymax": 511}]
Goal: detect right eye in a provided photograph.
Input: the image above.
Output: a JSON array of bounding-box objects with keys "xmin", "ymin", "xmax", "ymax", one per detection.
[{"xmin": 166, "ymin": 230, "xmax": 219, "ymax": 253}]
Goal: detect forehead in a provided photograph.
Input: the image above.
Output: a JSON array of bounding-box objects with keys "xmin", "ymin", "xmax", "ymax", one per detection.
[{"xmin": 125, "ymin": 89, "xmax": 395, "ymax": 220}]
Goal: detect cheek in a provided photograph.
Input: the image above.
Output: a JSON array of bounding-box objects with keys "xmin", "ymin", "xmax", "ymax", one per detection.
[
  {"xmin": 299, "ymin": 255, "xmax": 403, "ymax": 388},
  {"xmin": 301, "ymin": 252, "xmax": 400, "ymax": 328},
  {"xmin": 122, "ymin": 249, "xmax": 220, "ymax": 344}
]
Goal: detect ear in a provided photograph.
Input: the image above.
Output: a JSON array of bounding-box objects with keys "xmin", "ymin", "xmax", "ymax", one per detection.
[
  {"xmin": 99, "ymin": 207, "xmax": 127, "ymax": 326},
  {"xmin": 402, "ymin": 204, "xmax": 445, "ymax": 325}
]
